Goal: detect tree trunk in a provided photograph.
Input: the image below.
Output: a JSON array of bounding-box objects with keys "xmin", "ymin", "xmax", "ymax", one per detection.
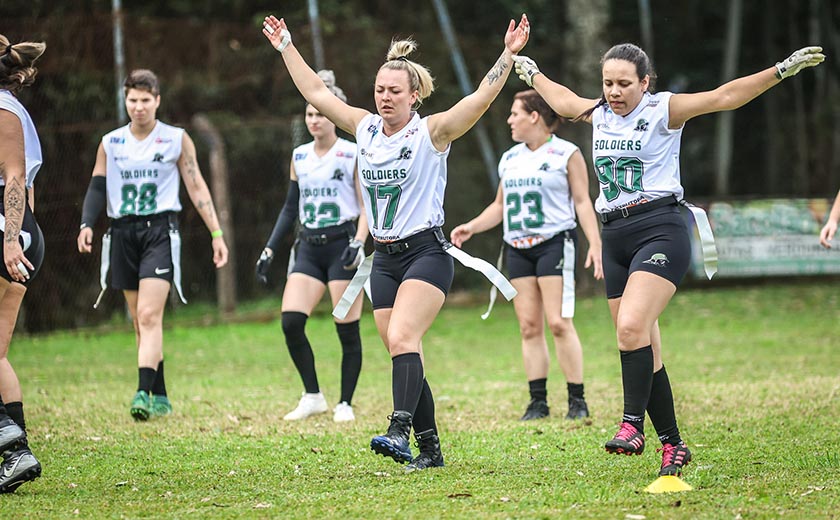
[{"xmin": 714, "ymin": 0, "xmax": 742, "ymax": 196}]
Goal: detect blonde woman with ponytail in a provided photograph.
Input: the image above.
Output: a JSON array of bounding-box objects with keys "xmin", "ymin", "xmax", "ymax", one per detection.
[
  {"xmin": 262, "ymin": 14, "xmax": 529, "ymax": 471},
  {"xmin": 0, "ymin": 33, "xmax": 46, "ymax": 492}
]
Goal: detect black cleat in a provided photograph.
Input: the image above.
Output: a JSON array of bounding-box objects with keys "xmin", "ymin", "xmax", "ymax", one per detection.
[
  {"xmin": 520, "ymin": 399, "xmax": 549, "ymax": 421},
  {"xmin": 370, "ymin": 411, "xmax": 413, "ymax": 464},
  {"xmin": 605, "ymin": 422, "xmax": 645, "ymax": 455},
  {"xmin": 0, "ymin": 446, "xmax": 41, "ymax": 493},
  {"xmin": 565, "ymin": 397, "xmax": 590, "ymax": 420},
  {"xmin": 658, "ymin": 441, "xmax": 692, "ymax": 476},
  {"xmin": 405, "ymin": 429, "xmax": 445, "ymax": 473},
  {"xmin": 0, "ymin": 418, "xmax": 24, "ymax": 453}
]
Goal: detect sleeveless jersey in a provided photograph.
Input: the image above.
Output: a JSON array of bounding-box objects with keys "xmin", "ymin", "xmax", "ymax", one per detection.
[
  {"xmin": 499, "ymin": 135, "xmax": 579, "ymax": 249},
  {"xmin": 355, "ymin": 113, "xmax": 449, "ymax": 241},
  {"xmin": 0, "ymin": 89, "xmax": 42, "ymax": 188},
  {"xmin": 292, "ymin": 137, "xmax": 360, "ymax": 229},
  {"xmin": 590, "ymin": 91, "xmax": 683, "ymax": 213},
  {"xmin": 102, "ymin": 121, "xmax": 184, "ymax": 218}
]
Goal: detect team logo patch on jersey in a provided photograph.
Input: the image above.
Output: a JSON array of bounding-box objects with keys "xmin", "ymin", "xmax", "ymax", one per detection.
[
  {"xmin": 403, "ymin": 128, "xmax": 418, "ymax": 138},
  {"xmin": 596, "ymin": 123, "xmax": 610, "ymax": 130},
  {"xmin": 634, "ymin": 119, "xmax": 649, "ymax": 132},
  {"xmin": 642, "ymin": 253, "xmax": 670, "ymax": 267},
  {"xmin": 397, "ymin": 147, "xmax": 412, "ymax": 160},
  {"xmin": 538, "ymin": 162, "xmax": 550, "ymax": 171},
  {"xmin": 294, "ymin": 153, "xmax": 307, "ymax": 161},
  {"xmin": 152, "ymin": 153, "xmax": 164, "ymax": 162},
  {"xmin": 359, "ymin": 148, "xmax": 373, "ymax": 159},
  {"xmin": 154, "ymin": 137, "xmax": 172, "ymax": 144},
  {"xmin": 366, "ymin": 124, "xmax": 379, "ymax": 137},
  {"xmin": 335, "ymin": 150, "xmax": 354, "ymax": 159},
  {"xmin": 331, "ymin": 169, "xmax": 344, "ymax": 181},
  {"xmin": 110, "ymin": 137, "xmax": 125, "ymax": 144}
]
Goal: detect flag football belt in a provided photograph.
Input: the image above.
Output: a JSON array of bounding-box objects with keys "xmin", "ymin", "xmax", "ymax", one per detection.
[
  {"xmin": 299, "ymin": 221, "xmax": 355, "ymax": 245},
  {"xmin": 598, "ymin": 196, "xmax": 678, "ymax": 223},
  {"xmin": 110, "ymin": 211, "xmax": 177, "ymax": 229},
  {"xmin": 333, "ymin": 227, "xmax": 518, "ymax": 319}
]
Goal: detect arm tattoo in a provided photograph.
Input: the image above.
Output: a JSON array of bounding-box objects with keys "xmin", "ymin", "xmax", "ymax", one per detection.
[
  {"xmin": 485, "ymin": 56, "xmax": 508, "ymax": 85},
  {"xmin": 184, "ymin": 153, "xmax": 198, "ymax": 183},
  {"xmin": 3, "ymin": 177, "xmax": 25, "ymax": 244},
  {"xmin": 197, "ymin": 199, "xmax": 216, "ymax": 220}
]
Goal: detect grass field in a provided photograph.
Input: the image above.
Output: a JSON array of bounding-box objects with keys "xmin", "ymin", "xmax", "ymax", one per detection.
[{"xmin": 2, "ymin": 281, "xmax": 839, "ymax": 519}]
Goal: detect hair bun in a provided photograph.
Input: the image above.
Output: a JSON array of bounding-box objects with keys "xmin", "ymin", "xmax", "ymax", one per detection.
[{"xmin": 317, "ymin": 69, "xmax": 347, "ymax": 103}]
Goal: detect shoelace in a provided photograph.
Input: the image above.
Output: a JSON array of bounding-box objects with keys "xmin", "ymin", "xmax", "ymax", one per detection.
[
  {"xmin": 615, "ymin": 422, "xmax": 640, "ymax": 441},
  {"xmin": 657, "ymin": 443, "xmax": 684, "ymax": 466}
]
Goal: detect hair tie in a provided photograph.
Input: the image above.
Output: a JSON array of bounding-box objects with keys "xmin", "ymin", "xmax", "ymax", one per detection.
[
  {"xmin": 2, "ymin": 45, "xmax": 12, "ymax": 57},
  {"xmin": 395, "ymin": 56, "xmax": 408, "ymax": 62}
]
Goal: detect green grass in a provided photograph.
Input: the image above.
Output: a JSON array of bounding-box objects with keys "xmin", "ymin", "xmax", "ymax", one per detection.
[{"xmin": 3, "ymin": 282, "xmax": 839, "ymax": 518}]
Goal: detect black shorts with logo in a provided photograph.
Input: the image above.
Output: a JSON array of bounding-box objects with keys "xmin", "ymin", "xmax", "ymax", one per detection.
[
  {"xmin": 370, "ymin": 227, "xmax": 454, "ymax": 310},
  {"xmin": 0, "ymin": 189, "xmax": 45, "ymax": 285},
  {"xmin": 601, "ymin": 205, "xmax": 690, "ymax": 299},
  {"xmin": 109, "ymin": 212, "xmax": 177, "ymax": 291},
  {"xmin": 291, "ymin": 222, "xmax": 358, "ymax": 284},
  {"xmin": 506, "ymin": 229, "xmax": 578, "ymax": 280}
]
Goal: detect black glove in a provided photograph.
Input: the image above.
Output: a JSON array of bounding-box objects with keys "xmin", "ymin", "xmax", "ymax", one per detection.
[
  {"xmin": 256, "ymin": 249, "xmax": 274, "ymax": 285},
  {"xmin": 340, "ymin": 239, "xmax": 365, "ymax": 270}
]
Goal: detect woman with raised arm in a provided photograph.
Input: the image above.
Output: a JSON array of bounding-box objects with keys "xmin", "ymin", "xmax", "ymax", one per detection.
[
  {"xmin": 511, "ymin": 43, "xmax": 824, "ymax": 478},
  {"xmin": 255, "ymin": 70, "xmax": 368, "ymax": 423},
  {"xmin": 262, "ymin": 13, "xmax": 529, "ymax": 471},
  {"xmin": 0, "ymin": 33, "xmax": 46, "ymax": 492},
  {"xmin": 450, "ymin": 90, "xmax": 603, "ymax": 423},
  {"xmin": 77, "ymin": 69, "xmax": 229, "ymax": 421}
]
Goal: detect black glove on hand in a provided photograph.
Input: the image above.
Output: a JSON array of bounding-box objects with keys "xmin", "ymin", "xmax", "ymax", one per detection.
[
  {"xmin": 256, "ymin": 249, "xmax": 274, "ymax": 285},
  {"xmin": 340, "ymin": 239, "xmax": 365, "ymax": 270}
]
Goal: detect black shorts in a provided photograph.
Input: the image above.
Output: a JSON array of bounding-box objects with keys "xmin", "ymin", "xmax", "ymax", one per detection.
[
  {"xmin": 506, "ymin": 229, "xmax": 577, "ymax": 280},
  {"xmin": 370, "ymin": 228, "xmax": 454, "ymax": 310},
  {"xmin": 109, "ymin": 212, "xmax": 178, "ymax": 291},
  {"xmin": 292, "ymin": 222, "xmax": 357, "ymax": 283},
  {"xmin": 0, "ymin": 191, "xmax": 45, "ymax": 285},
  {"xmin": 601, "ymin": 205, "xmax": 690, "ymax": 299}
]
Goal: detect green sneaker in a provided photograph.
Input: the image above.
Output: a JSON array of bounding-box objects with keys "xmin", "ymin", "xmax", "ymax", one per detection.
[
  {"xmin": 151, "ymin": 394, "xmax": 172, "ymax": 417},
  {"xmin": 130, "ymin": 390, "xmax": 152, "ymax": 421}
]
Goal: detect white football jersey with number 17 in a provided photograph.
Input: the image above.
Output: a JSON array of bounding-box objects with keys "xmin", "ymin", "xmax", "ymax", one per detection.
[{"xmin": 355, "ymin": 112, "xmax": 449, "ymax": 242}]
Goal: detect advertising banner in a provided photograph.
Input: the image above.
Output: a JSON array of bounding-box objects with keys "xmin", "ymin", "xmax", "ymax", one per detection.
[{"xmin": 686, "ymin": 198, "xmax": 840, "ymax": 278}]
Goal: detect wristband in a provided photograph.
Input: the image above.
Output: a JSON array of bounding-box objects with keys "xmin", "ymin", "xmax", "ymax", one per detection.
[{"xmin": 211, "ymin": 229, "xmax": 224, "ymax": 238}]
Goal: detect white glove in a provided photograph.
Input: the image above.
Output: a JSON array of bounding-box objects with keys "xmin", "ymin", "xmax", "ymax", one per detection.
[
  {"xmin": 512, "ymin": 55, "xmax": 542, "ymax": 87},
  {"xmin": 775, "ymin": 46, "xmax": 825, "ymax": 80}
]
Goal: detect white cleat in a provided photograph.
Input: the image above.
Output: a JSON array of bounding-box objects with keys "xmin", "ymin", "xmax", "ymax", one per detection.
[
  {"xmin": 333, "ymin": 401, "xmax": 356, "ymax": 422},
  {"xmin": 283, "ymin": 392, "xmax": 328, "ymax": 421}
]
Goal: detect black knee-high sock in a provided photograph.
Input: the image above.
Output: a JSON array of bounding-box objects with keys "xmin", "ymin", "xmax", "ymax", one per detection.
[
  {"xmin": 138, "ymin": 367, "xmax": 156, "ymax": 393},
  {"xmin": 567, "ymin": 382, "xmax": 585, "ymax": 400},
  {"xmin": 152, "ymin": 360, "xmax": 167, "ymax": 397},
  {"xmin": 282, "ymin": 311, "xmax": 319, "ymax": 394},
  {"xmin": 391, "ymin": 352, "xmax": 424, "ymax": 415},
  {"xmin": 335, "ymin": 321, "xmax": 362, "ymax": 405},
  {"xmin": 619, "ymin": 346, "xmax": 654, "ymax": 434},
  {"xmin": 647, "ymin": 365, "xmax": 682, "ymax": 445},
  {"xmin": 528, "ymin": 378, "xmax": 548, "ymax": 401},
  {"xmin": 0, "ymin": 395, "xmax": 7, "ymax": 418},
  {"xmin": 5, "ymin": 402, "xmax": 25, "ymax": 432},
  {"xmin": 413, "ymin": 379, "xmax": 437, "ymax": 434}
]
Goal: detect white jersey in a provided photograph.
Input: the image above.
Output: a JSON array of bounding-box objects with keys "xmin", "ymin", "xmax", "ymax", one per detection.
[
  {"xmin": 0, "ymin": 89, "xmax": 42, "ymax": 188},
  {"xmin": 499, "ymin": 135, "xmax": 579, "ymax": 249},
  {"xmin": 292, "ymin": 138, "xmax": 360, "ymax": 229},
  {"xmin": 102, "ymin": 121, "xmax": 184, "ymax": 218},
  {"xmin": 591, "ymin": 91, "xmax": 683, "ymax": 213},
  {"xmin": 355, "ymin": 113, "xmax": 449, "ymax": 241}
]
